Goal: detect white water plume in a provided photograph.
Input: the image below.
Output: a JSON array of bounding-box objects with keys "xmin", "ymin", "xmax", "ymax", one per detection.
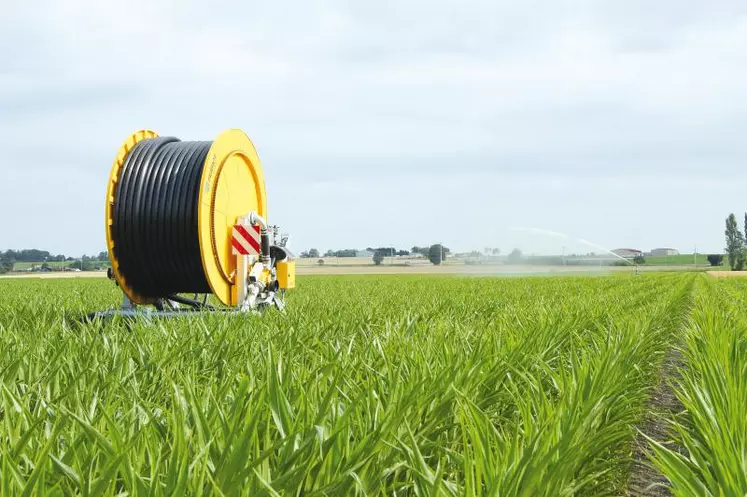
[{"xmin": 509, "ymin": 226, "xmax": 633, "ymax": 265}]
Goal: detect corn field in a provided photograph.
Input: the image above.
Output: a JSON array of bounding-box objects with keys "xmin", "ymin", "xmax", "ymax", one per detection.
[
  {"xmin": 0, "ymin": 274, "xmax": 743, "ymax": 495},
  {"xmin": 649, "ymin": 277, "xmax": 747, "ymax": 495}
]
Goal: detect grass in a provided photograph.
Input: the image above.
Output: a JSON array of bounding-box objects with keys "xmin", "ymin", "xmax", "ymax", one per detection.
[
  {"xmin": 0, "ymin": 272, "xmax": 725, "ymax": 495},
  {"xmin": 642, "ymin": 254, "xmax": 711, "ymax": 266}
]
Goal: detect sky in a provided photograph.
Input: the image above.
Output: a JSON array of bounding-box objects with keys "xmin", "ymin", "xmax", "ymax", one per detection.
[{"xmin": 1, "ymin": 0, "xmax": 747, "ymax": 256}]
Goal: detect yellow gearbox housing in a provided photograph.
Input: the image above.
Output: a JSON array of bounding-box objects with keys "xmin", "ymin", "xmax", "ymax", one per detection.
[{"xmin": 277, "ymin": 261, "xmax": 296, "ymax": 289}]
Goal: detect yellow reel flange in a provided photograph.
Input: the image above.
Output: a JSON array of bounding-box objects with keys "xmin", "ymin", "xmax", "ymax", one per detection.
[
  {"xmin": 105, "ymin": 129, "xmax": 159, "ymax": 305},
  {"xmin": 198, "ymin": 129, "xmax": 267, "ymax": 306}
]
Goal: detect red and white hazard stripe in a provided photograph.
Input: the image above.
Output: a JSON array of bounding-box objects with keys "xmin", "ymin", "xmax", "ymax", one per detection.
[{"xmin": 232, "ymin": 224, "xmax": 261, "ymax": 255}]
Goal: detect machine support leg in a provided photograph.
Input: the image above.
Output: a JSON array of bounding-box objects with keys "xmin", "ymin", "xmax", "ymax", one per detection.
[
  {"xmin": 236, "ymin": 253, "xmax": 248, "ymax": 309},
  {"xmin": 121, "ymin": 294, "xmax": 134, "ymax": 310}
]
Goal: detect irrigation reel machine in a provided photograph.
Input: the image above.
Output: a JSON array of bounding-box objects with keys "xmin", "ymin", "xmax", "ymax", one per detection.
[{"xmin": 89, "ymin": 129, "xmax": 295, "ymax": 321}]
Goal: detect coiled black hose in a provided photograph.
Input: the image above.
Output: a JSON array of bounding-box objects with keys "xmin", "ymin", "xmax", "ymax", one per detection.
[{"xmin": 112, "ymin": 137, "xmax": 213, "ymax": 297}]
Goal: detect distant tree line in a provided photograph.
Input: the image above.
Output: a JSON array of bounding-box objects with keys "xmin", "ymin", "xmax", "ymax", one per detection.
[
  {"xmin": 297, "ymin": 244, "xmax": 452, "ymax": 266},
  {"xmin": 299, "ymin": 247, "xmax": 413, "ymax": 259},
  {"xmin": 370, "ymin": 247, "xmax": 410, "ymax": 256},
  {"xmin": 0, "ymin": 249, "xmax": 109, "ymax": 274},
  {"xmin": 300, "ymin": 248, "xmax": 321, "ymax": 258},
  {"xmin": 325, "ymin": 249, "xmax": 357, "ymax": 258},
  {"xmin": 290, "ymin": 234, "xmax": 735, "ymax": 270}
]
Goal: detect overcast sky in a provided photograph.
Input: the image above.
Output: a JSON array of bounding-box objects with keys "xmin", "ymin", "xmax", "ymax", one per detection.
[{"xmin": 2, "ymin": 1, "xmax": 746, "ymax": 256}]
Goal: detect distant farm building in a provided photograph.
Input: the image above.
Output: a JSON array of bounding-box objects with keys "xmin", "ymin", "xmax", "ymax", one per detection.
[
  {"xmin": 649, "ymin": 248, "xmax": 679, "ymax": 256},
  {"xmin": 612, "ymin": 248, "xmax": 642, "ymax": 258}
]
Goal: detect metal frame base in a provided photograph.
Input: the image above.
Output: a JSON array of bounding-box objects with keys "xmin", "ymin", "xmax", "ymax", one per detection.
[
  {"xmin": 83, "ymin": 307, "xmax": 246, "ymax": 323},
  {"xmin": 81, "ymin": 291, "xmax": 278, "ymax": 325}
]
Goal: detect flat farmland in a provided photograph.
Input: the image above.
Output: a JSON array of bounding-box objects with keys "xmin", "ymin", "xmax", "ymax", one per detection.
[{"xmin": 0, "ymin": 274, "xmax": 744, "ymax": 495}]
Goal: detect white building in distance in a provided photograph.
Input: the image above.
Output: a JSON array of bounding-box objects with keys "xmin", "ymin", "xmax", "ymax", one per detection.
[
  {"xmin": 612, "ymin": 248, "xmax": 642, "ymax": 258},
  {"xmin": 649, "ymin": 248, "xmax": 679, "ymax": 256}
]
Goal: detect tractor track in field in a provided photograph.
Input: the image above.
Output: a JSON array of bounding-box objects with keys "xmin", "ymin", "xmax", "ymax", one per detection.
[
  {"xmin": 627, "ymin": 281, "xmax": 693, "ymax": 496},
  {"xmin": 627, "ymin": 347, "xmax": 685, "ymax": 496}
]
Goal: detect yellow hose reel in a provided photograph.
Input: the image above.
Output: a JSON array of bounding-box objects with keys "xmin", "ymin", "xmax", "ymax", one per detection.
[{"xmin": 97, "ymin": 128, "xmax": 294, "ymax": 319}]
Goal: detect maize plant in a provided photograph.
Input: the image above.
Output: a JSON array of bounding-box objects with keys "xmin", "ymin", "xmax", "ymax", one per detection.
[{"xmin": 0, "ymin": 274, "xmax": 702, "ymax": 495}]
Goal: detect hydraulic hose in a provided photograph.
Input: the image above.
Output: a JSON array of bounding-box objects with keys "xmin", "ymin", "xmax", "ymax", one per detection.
[{"xmin": 111, "ymin": 137, "xmax": 213, "ymax": 297}]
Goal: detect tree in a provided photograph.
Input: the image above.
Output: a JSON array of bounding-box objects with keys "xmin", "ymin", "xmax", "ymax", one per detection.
[
  {"xmin": 633, "ymin": 254, "xmax": 645, "ymax": 265},
  {"xmin": 371, "ymin": 247, "xmax": 396, "ymax": 257},
  {"xmin": 67, "ymin": 260, "xmax": 93, "ymax": 271},
  {"xmin": 308, "ymin": 248, "xmax": 320, "ymax": 258},
  {"xmin": 0, "ymin": 250, "xmax": 15, "ymax": 274},
  {"xmin": 396, "ymin": 249, "xmax": 410, "ymax": 256},
  {"xmin": 97, "ymin": 251, "xmax": 108, "ymax": 261},
  {"xmin": 725, "ymin": 213, "xmax": 745, "ymax": 270},
  {"xmin": 11, "ymin": 249, "xmax": 51, "ymax": 262},
  {"xmin": 707, "ymin": 254, "xmax": 724, "ymax": 266},
  {"xmin": 411, "ymin": 246, "xmax": 429, "ymax": 257},
  {"xmin": 317, "ymin": 259, "xmax": 325, "ymax": 266},
  {"xmin": 507, "ymin": 248, "xmax": 523, "ymax": 263},
  {"xmin": 0, "ymin": 260, "xmax": 12, "ymax": 274},
  {"xmin": 373, "ymin": 251, "xmax": 385, "ymax": 265},
  {"xmin": 428, "ymin": 244, "xmax": 447, "ymax": 265},
  {"xmin": 324, "ymin": 249, "xmax": 358, "ymax": 258}
]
